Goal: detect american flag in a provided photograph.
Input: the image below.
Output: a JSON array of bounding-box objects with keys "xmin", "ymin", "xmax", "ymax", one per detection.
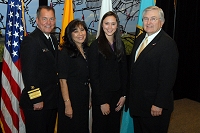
[{"xmin": 0, "ymin": 0, "xmax": 26, "ymax": 133}]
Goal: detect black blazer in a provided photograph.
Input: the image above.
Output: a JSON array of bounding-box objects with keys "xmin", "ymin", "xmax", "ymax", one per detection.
[
  {"xmin": 129, "ymin": 29, "xmax": 179, "ymax": 117},
  {"xmin": 20, "ymin": 28, "xmax": 59, "ymax": 110},
  {"xmin": 89, "ymin": 39, "xmax": 127, "ymax": 105}
]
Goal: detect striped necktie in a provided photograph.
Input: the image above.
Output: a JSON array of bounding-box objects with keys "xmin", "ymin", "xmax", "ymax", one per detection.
[
  {"xmin": 136, "ymin": 37, "xmax": 148, "ymax": 60},
  {"xmin": 47, "ymin": 37, "xmax": 55, "ymax": 56}
]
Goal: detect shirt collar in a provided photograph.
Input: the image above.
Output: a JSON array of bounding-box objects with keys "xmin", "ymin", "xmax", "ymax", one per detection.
[
  {"xmin": 37, "ymin": 26, "xmax": 51, "ymax": 39},
  {"xmin": 44, "ymin": 33, "xmax": 51, "ymax": 39},
  {"xmin": 145, "ymin": 28, "xmax": 161, "ymax": 42}
]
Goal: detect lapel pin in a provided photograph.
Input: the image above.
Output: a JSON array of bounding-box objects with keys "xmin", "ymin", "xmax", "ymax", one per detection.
[{"xmin": 42, "ymin": 48, "xmax": 49, "ymax": 52}]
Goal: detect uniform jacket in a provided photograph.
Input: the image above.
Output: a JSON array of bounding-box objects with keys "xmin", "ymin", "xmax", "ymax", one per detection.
[
  {"xmin": 20, "ymin": 28, "xmax": 59, "ymax": 110},
  {"xmin": 129, "ymin": 29, "xmax": 179, "ymax": 117},
  {"xmin": 89, "ymin": 39, "xmax": 128, "ymax": 105}
]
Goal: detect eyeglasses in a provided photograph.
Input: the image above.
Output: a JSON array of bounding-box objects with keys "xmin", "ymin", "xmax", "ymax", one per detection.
[{"xmin": 142, "ymin": 17, "xmax": 160, "ymax": 22}]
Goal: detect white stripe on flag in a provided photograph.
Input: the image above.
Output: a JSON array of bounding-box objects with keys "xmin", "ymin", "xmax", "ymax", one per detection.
[{"xmin": 1, "ymin": 99, "xmax": 18, "ymax": 133}]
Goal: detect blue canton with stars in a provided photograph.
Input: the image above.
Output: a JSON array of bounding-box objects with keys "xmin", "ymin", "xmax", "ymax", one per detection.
[{"xmin": 5, "ymin": 0, "xmax": 25, "ymax": 63}]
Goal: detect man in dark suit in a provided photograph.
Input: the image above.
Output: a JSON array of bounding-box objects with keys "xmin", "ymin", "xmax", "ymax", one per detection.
[
  {"xmin": 19, "ymin": 6, "xmax": 59, "ymax": 133},
  {"xmin": 129, "ymin": 6, "xmax": 179, "ymax": 133}
]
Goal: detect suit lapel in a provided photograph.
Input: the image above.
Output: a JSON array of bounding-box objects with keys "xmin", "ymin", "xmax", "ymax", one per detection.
[
  {"xmin": 34, "ymin": 28, "xmax": 56, "ymax": 60},
  {"xmin": 136, "ymin": 30, "xmax": 163, "ymax": 61},
  {"xmin": 35, "ymin": 28, "xmax": 50, "ymax": 48}
]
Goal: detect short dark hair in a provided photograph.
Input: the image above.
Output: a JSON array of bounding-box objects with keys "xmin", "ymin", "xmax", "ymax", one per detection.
[{"xmin": 36, "ymin": 6, "xmax": 55, "ymax": 18}]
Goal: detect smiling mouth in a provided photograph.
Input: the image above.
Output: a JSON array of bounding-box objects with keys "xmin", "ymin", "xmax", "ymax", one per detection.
[
  {"xmin": 107, "ymin": 30, "xmax": 114, "ymax": 33},
  {"xmin": 77, "ymin": 37, "xmax": 85, "ymax": 40}
]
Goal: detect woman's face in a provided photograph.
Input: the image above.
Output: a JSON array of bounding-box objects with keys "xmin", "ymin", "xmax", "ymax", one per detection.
[
  {"xmin": 102, "ymin": 16, "xmax": 117, "ymax": 37},
  {"xmin": 71, "ymin": 25, "xmax": 86, "ymax": 46}
]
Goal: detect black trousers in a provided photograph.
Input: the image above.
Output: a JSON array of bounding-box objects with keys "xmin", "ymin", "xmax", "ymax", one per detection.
[
  {"xmin": 92, "ymin": 90, "xmax": 122, "ymax": 133},
  {"xmin": 23, "ymin": 109, "xmax": 57, "ymax": 133},
  {"xmin": 133, "ymin": 109, "xmax": 172, "ymax": 133}
]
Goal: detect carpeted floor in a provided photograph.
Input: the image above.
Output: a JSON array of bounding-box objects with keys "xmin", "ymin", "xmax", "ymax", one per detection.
[
  {"xmin": 168, "ymin": 98, "xmax": 200, "ymax": 133},
  {"xmin": 1, "ymin": 98, "xmax": 199, "ymax": 133}
]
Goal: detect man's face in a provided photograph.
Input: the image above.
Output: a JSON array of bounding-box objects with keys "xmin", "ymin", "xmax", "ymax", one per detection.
[
  {"xmin": 143, "ymin": 10, "xmax": 164, "ymax": 36},
  {"xmin": 36, "ymin": 9, "xmax": 56, "ymax": 35}
]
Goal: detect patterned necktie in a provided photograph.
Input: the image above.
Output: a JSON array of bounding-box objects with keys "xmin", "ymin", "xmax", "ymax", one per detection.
[{"xmin": 136, "ymin": 37, "xmax": 148, "ymax": 60}]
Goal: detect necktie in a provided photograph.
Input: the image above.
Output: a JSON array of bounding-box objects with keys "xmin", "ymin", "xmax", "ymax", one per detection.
[
  {"xmin": 47, "ymin": 37, "xmax": 55, "ymax": 56},
  {"xmin": 136, "ymin": 37, "xmax": 148, "ymax": 60}
]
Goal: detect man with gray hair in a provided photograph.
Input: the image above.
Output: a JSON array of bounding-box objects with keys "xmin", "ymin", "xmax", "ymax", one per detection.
[{"xmin": 129, "ymin": 6, "xmax": 179, "ymax": 133}]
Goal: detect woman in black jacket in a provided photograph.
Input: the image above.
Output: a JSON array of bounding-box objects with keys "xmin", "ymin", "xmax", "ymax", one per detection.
[
  {"xmin": 57, "ymin": 19, "xmax": 90, "ymax": 133},
  {"xmin": 89, "ymin": 11, "xmax": 128, "ymax": 133}
]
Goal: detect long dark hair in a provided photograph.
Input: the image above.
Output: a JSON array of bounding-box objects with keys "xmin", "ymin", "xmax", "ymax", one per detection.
[
  {"xmin": 62, "ymin": 19, "xmax": 88, "ymax": 57},
  {"xmin": 97, "ymin": 11, "xmax": 124, "ymax": 61}
]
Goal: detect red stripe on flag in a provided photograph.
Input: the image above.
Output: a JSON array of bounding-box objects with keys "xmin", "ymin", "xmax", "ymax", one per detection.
[
  {"xmin": 14, "ymin": 59, "xmax": 22, "ymax": 73},
  {"xmin": 2, "ymin": 60, "xmax": 21, "ymax": 100},
  {"xmin": 20, "ymin": 108, "xmax": 25, "ymax": 123},
  {"xmin": 1, "ymin": 87, "xmax": 19, "ymax": 130},
  {"xmin": 0, "ymin": 113, "xmax": 12, "ymax": 133},
  {"xmin": 1, "ymin": 0, "xmax": 26, "ymax": 132}
]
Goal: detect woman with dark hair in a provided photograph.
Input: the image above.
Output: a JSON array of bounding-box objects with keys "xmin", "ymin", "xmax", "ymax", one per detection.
[
  {"xmin": 57, "ymin": 19, "xmax": 90, "ymax": 133},
  {"xmin": 88, "ymin": 11, "xmax": 128, "ymax": 133}
]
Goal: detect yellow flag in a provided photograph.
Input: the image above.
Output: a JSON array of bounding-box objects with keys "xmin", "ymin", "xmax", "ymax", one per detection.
[{"xmin": 59, "ymin": 0, "xmax": 74, "ymax": 44}]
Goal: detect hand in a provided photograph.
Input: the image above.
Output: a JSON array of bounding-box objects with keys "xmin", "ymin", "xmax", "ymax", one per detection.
[
  {"xmin": 65, "ymin": 102, "xmax": 73, "ymax": 119},
  {"xmin": 100, "ymin": 103, "xmax": 110, "ymax": 115},
  {"xmin": 33, "ymin": 102, "xmax": 44, "ymax": 110},
  {"xmin": 115, "ymin": 96, "xmax": 126, "ymax": 112},
  {"xmin": 151, "ymin": 105, "xmax": 163, "ymax": 116}
]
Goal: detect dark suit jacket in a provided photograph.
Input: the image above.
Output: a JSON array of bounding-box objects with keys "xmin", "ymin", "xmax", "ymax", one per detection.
[
  {"xmin": 20, "ymin": 28, "xmax": 59, "ymax": 110},
  {"xmin": 129, "ymin": 29, "xmax": 179, "ymax": 117},
  {"xmin": 89, "ymin": 39, "xmax": 127, "ymax": 105}
]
